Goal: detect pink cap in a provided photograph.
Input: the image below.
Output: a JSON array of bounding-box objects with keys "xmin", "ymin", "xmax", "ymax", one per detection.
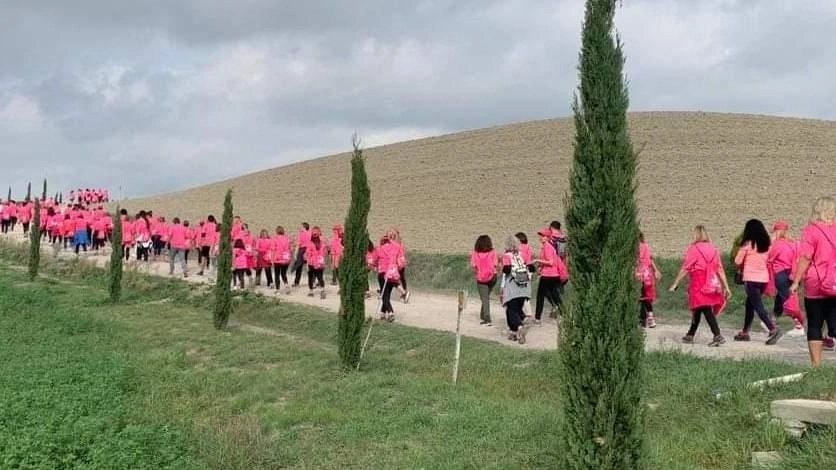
[
  {"xmin": 537, "ymin": 227, "xmax": 552, "ymax": 237},
  {"xmin": 772, "ymin": 221, "xmax": 789, "ymax": 231}
]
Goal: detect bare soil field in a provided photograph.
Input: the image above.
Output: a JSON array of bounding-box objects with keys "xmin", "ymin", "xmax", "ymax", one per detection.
[{"xmin": 122, "ymin": 112, "xmax": 836, "ymax": 257}]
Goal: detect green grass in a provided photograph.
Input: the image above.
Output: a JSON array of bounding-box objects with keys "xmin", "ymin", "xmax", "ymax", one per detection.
[{"xmin": 1, "ymin": 241, "xmax": 834, "ymax": 469}]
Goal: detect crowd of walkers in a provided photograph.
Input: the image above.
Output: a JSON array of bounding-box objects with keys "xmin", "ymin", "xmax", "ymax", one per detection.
[{"xmin": 1, "ymin": 192, "xmax": 835, "ymax": 366}]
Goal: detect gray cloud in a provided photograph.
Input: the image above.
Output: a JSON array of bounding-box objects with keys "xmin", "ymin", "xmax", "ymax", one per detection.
[{"xmin": 0, "ymin": 0, "xmax": 834, "ymax": 198}]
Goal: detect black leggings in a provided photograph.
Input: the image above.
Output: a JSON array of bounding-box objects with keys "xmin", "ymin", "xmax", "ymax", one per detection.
[
  {"xmin": 399, "ymin": 268, "xmax": 408, "ymax": 291},
  {"xmin": 805, "ymin": 297, "xmax": 836, "ymax": 341},
  {"xmin": 152, "ymin": 236, "xmax": 164, "ymax": 256},
  {"xmin": 535, "ymin": 276, "xmax": 562, "ymax": 320},
  {"xmin": 255, "ymin": 266, "xmax": 274, "ymax": 286},
  {"xmin": 640, "ymin": 301, "xmax": 653, "ymax": 326},
  {"xmin": 308, "ymin": 268, "xmax": 325, "ymax": 290},
  {"xmin": 137, "ymin": 245, "xmax": 150, "ymax": 262},
  {"xmin": 234, "ymin": 269, "xmax": 250, "ymax": 288},
  {"xmin": 381, "ymin": 280, "xmax": 399, "ymax": 313},
  {"xmin": 743, "ymin": 281, "xmax": 775, "ymax": 332},
  {"xmin": 292, "ymin": 248, "xmax": 307, "ymax": 286},
  {"xmin": 273, "ymin": 264, "xmax": 289, "ymax": 289},
  {"xmin": 505, "ymin": 297, "xmax": 525, "ymax": 332},
  {"xmin": 123, "ymin": 245, "xmax": 131, "ymax": 261},
  {"xmin": 686, "ymin": 306, "xmax": 721, "ymax": 337}
]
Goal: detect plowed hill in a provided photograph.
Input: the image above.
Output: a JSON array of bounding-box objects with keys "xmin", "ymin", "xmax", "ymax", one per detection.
[{"xmin": 123, "ymin": 112, "xmax": 836, "ymax": 257}]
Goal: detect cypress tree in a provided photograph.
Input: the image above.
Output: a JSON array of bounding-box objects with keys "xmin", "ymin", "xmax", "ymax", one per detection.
[
  {"xmin": 213, "ymin": 189, "xmax": 234, "ymax": 329},
  {"xmin": 58, "ymin": 193, "xmax": 62, "ymax": 204},
  {"xmin": 109, "ymin": 209, "xmax": 124, "ymax": 302},
  {"xmin": 559, "ymin": 1, "xmax": 645, "ymax": 469},
  {"xmin": 338, "ymin": 136, "xmax": 371, "ymax": 368},
  {"xmin": 42, "ymin": 179, "xmax": 48, "ymax": 200},
  {"xmin": 25, "ymin": 182, "xmax": 31, "ymax": 202},
  {"xmin": 7, "ymin": 187, "xmax": 11, "ymax": 202},
  {"xmin": 28, "ymin": 199, "xmax": 41, "ymax": 280}
]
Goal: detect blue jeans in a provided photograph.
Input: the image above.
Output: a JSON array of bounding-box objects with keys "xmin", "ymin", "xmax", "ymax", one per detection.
[
  {"xmin": 772, "ymin": 270, "xmax": 791, "ymax": 316},
  {"xmin": 743, "ymin": 281, "xmax": 774, "ymax": 332}
]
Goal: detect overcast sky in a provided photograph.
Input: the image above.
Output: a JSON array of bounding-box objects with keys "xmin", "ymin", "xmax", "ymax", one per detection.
[{"xmin": 1, "ymin": 0, "xmax": 834, "ymax": 199}]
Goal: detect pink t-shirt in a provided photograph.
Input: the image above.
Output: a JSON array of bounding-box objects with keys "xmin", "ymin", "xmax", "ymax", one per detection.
[
  {"xmin": 271, "ymin": 235, "xmax": 292, "ymax": 265},
  {"xmin": 305, "ymin": 240, "xmax": 329, "ymax": 269},
  {"xmin": 539, "ymin": 243, "xmax": 567, "ymax": 280},
  {"xmin": 768, "ymin": 239, "xmax": 797, "ymax": 274},
  {"xmin": 683, "ymin": 242, "xmax": 719, "ymax": 274},
  {"xmin": 799, "ymin": 222, "xmax": 836, "ymax": 299},
  {"xmin": 121, "ymin": 219, "xmax": 134, "ymax": 245},
  {"xmin": 297, "ymin": 229, "xmax": 311, "ymax": 248},
  {"xmin": 735, "ymin": 242, "xmax": 769, "ymax": 283},
  {"xmin": 376, "ymin": 243, "xmax": 401, "ymax": 274},
  {"xmin": 256, "ymin": 238, "xmax": 272, "ymax": 258},
  {"xmin": 233, "ymin": 247, "xmax": 249, "ymax": 270},
  {"xmin": 519, "ymin": 244, "xmax": 533, "ymax": 265},
  {"xmin": 638, "ymin": 242, "xmax": 653, "ymax": 269},
  {"xmin": 202, "ymin": 222, "xmax": 217, "ymax": 247},
  {"xmin": 168, "ymin": 224, "xmax": 189, "ymax": 250},
  {"xmin": 470, "ymin": 250, "xmax": 497, "ymax": 283}
]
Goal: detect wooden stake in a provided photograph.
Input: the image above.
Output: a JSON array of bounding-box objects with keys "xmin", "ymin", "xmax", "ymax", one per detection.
[{"xmin": 452, "ymin": 290, "xmax": 466, "ymax": 384}]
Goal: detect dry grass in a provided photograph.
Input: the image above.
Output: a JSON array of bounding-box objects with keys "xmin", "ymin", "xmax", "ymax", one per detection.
[{"xmin": 122, "ymin": 111, "xmax": 836, "ymax": 257}]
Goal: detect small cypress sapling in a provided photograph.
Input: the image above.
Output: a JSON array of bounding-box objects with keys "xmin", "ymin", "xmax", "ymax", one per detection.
[
  {"xmin": 109, "ymin": 209, "xmax": 124, "ymax": 302},
  {"xmin": 338, "ymin": 136, "xmax": 372, "ymax": 368},
  {"xmin": 42, "ymin": 179, "xmax": 48, "ymax": 200},
  {"xmin": 213, "ymin": 189, "xmax": 234, "ymax": 329},
  {"xmin": 28, "ymin": 199, "xmax": 41, "ymax": 280},
  {"xmin": 7, "ymin": 187, "xmax": 11, "ymax": 202}
]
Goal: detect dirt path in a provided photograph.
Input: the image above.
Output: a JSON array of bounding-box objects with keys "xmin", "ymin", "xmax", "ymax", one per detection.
[{"xmin": 5, "ymin": 231, "xmax": 826, "ymax": 365}]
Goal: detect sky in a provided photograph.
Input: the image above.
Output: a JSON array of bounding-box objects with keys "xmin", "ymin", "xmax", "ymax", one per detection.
[{"xmin": 1, "ymin": 0, "xmax": 834, "ymax": 199}]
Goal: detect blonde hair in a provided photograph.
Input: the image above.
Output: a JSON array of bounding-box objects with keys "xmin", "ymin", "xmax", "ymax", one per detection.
[
  {"xmin": 505, "ymin": 235, "xmax": 520, "ymax": 252},
  {"xmin": 811, "ymin": 196, "xmax": 836, "ymax": 223},
  {"xmin": 693, "ymin": 225, "xmax": 711, "ymax": 243}
]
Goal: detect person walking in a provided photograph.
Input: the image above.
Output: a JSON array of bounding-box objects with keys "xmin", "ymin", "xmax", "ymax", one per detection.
[
  {"xmin": 470, "ymin": 235, "xmax": 497, "ymax": 326},
  {"xmin": 167, "ymin": 217, "xmax": 189, "ymax": 278},
  {"xmin": 532, "ymin": 227, "xmax": 568, "ymax": 326},
  {"xmin": 733, "ymin": 219, "xmax": 783, "ymax": 344},
  {"xmin": 669, "ymin": 225, "xmax": 730, "ymax": 347},
  {"xmin": 768, "ymin": 221, "xmax": 803, "ymax": 331},
  {"xmin": 637, "ymin": 232, "xmax": 662, "ymax": 328},
  {"xmin": 500, "ymin": 235, "xmax": 530, "ymax": 344},
  {"xmin": 791, "ymin": 196, "xmax": 836, "ymax": 367},
  {"xmin": 292, "ymin": 222, "xmax": 311, "ymax": 288}
]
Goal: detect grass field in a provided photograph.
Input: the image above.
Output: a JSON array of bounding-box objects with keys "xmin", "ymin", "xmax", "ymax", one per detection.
[{"xmin": 2, "ymin": 243, "xmax": 835, "ymax": 469}]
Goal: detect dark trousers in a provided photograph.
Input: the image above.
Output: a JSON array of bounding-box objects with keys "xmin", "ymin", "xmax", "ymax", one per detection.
[
  {"xmin": 640, "ymin": 301, "xmax": 653, "ymax": 326},
  {"xmin": 273, "ymin": 264, "xmax": 289, "ymax": 289},
  {"xmin": 535, "ymin": 276, "xmax": 562, "ymax": 320},
  {"xmin": 687, "ymin": 306, "xmax": 721, "ymax": 337},
  {"xmin": 805, "ymin": 297, "xmax": 836, "ymax": 341},
  {"xmin": 505, "ymin": 297, "xmax": 525, "ymax": 332},
  {"xmin": 381, "ymin": 280, "xmax": 399, "ymax": 313},
  {"xmin": 308, "ymin": 267, "xmax": 324, "ymax": 290},
  {"xmin": 743, "ymin": 281, "xmax": 774, "ymax": 332},
  {"xmin": 773, "ymin": 270, "xmax": 791, "ymax": 316},
  {"xmin": 74, "ymin": 242, "xmax": 87, "ymax": 254},
  {"xmin": 22, "ymin": 222, "xmax": 30, "ymax": 235},
  {"xmin": 292, "ymin": 247, "xmax": 307, "ymax": 286},
  {"xmin": 137, "ymin": 245, "xmax": 150, "ymax": 262},
  {"xmin": 477, "ymin": 278, "xmax": 497, "ymax": 322},
  {"xmin": 255, "ymin": 267, "xmax": 274, "ymax": 286},
  {"xmin": 234, "ymin": 269, "xmax": 248, "ymax": 288},
  {"xmin": 123, "ymin": 245, "xmax": 131, "ymax": 261},
  {"xmin": 152, "ymin": 236, "xmax": 164, "ymax": 256},
  {"xmin": 0, "ymin": 220, "xmax": 7, "ymax": 233}
]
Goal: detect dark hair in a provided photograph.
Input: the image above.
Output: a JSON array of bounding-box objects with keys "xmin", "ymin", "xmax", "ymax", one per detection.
[
  {"xmin": 741, "ymin": 219, "xmax": 771, "ymax": 253},
  {"xmin": 173, "ymin": 217, "xmax": 181, "ymax": 224},
  {"xmin": 514, "ymin": 232, "xmax": 528, "ymax": 244},
  {"xmin": 183, "ymin": 220, "xmax": 190, "ymax": 227},
  {"xmin": 276, "ymin": 225, "xmax": 285, "ymax": 235},
  {"xmin": 639, "ymin": 232, "xmax": 645, "ymax": 243},
  {"xmin": 302, "ymin": 222, "xmax": 310, "ymax": 230},
  {"xmin": 234, "ymin": 239, "xmax": 245, "ymax": 249},
  {"xmin": 367, "ymin": 240, "xmax": 375, "ymax": 252},
  {"xmin": 474, "ymin": 235, "xmax": 493, "ymax": 253},
  {"xmin": 120, "ymin": 208, "xmax": 127, "ymax": 216},
  {"xmin": 550, "ymin": 220, "xmax": 562, "ymax": 231},
  {"xmin": 207, "ymin": 215, "xmax": 216, "ymax": 223}
]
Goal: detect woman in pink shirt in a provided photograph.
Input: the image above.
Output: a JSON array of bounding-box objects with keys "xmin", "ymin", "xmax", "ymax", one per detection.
[
  {"xmin": 768, "ymin": 221, "xmax": 802, "ymax": 329},
  {"xmin": 305, "ymin": 227, "xmax": 329, "ymax": 299},
  {"xmin": 790, "ymin": 196, "xmax": 836, "ymax": 367},
  {"xmin": 637, "ymin": 232, "xmax": 662, "ymax": 328},
  {"xmin": 73, "ymin": 213, "xmax": 89, "ymax": 254},
  {"xmin": 254, "ymin": 229, "xmax": 274, "ymax": 288},
  {"xmin": 271, "ymin": 226, "xmax": 293, "ymax": 294},
  {"xmin": 669, "ymin": 225, "xmax": 731, "ymax": 347},
  {"xmin": 330, "ymin": 225, "xmax": 344, "ymax": 286},
  {"xmin": 120, "ymin": 210, "xmax": 135, "ymax": 261},
  {"xmin": 514, "ymin": 232, "xmax": 537, "ymax": 323},
  {"xmin": 733, "ymin": 219, "xmax": 782, "ymax": 344},
  {"xmin": 167, "ymin": 217, "xmax": 189, "ymax": 277},
  {"xmin": 232, "ymin": 239, "xmax": 250, "ymax": 290},
  {"xmin": 389, "ymin": 228, "xmax": 410, "ymax": 303},
  {"xmin": 376, "ymin": 235, "xmax": 403, "ymax": 321},
  {"xmin": 532, "ymin": 227, "xmax": 568, "ymax": 325},
  {"xmin": 134, "ymin": 213, "xmax": 152, "ymax": 262},
  {"xmin": 292, "ymin": 223, "xmax": 311, "ymax": 288},
  {"xmin": 197, "ymin": 215, "xmax": 217, "ymax": 276},
  {"xmin": 470, "ymin": 235, "xmax": 498, "ymax": 326}
]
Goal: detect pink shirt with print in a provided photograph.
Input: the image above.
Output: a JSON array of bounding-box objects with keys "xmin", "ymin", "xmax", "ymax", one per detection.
[{"xmin": 799, "ymin": 222, "xmax": 836, "ymax": 299}]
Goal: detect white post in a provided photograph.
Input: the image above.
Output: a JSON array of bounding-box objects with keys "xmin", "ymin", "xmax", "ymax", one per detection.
[{"xmin": 452, "ymin": 290, "xmax": 465, "ymax": 384}]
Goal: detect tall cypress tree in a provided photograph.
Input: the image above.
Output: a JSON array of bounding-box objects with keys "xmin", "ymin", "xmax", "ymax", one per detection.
[
  {"xmin": 25, "ymin": 182, "xmax": 31, "ymax": 202},
  {"xmin": 109, "ymin": 209, "xmax": 124, "ymax": 302},
  {"xmin": 559, "ymin": 1, "xmax": 644, "ymax": 469},
  {"xmin": 213, "ymin": 190, "xmax": 234, "ymax": 329},
  {"xmin": 338, "ymin": 136, "xmax": 371, "ymax": 368},
  {"xmin": 58, "ymin": 193, "xmax": 62, "ymax": 204},
  {"xmin": 42, "ymin": 179, "xmax": 48, "ymax": 200},
  {"xmin": 7, "ymin": 187, "xmax": 11, "ymax": 202},
  {"xmin": 28, "ymin": 199, "xmax": 41, "ymax": 281}
]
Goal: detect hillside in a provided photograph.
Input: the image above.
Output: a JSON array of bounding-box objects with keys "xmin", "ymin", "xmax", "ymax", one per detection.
[{"xmin": 122, "ymin": 112, "xmax": 836, "ymax": 257}]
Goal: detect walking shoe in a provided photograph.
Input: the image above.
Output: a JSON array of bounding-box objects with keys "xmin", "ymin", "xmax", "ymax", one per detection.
[
  {"xmin": 507, "ymin": 332, "xmax": 518, "ymax": 341},
  {"xmin": 733, "ymin": 332, "xmax": 751, "ymax": 342},
  {"xmin": 386, "ymin": 313, "xmax": 395, "ymax": 323},
  {"xmin": 307, "ymin": 291, "xmax": 315, "ymax": 297},
  {"xmin": 823, "ymin": 337, "xmax": 835, "ymax": 351},
  {"xmin": 517, "ymin": 326, "xmax": 527, "ymax": 345},
  {"xmin": 708, "ymin": 335, "xmax": 726, "ymax": 347},
  {"xmin": 534, "ymin": 319, "xmax": 542, "ymax": 326},
  {"xmin": 646, "ymin": 314, "xmax": 657, "ymax": 328},
  {"xmin": 681, "ymin": 335, "xmax": 695, "ymax": 344},
  {"xmin": 479, "ymin": 320, "xmax": 490, "ymax": 325},
  {"xmin": 765, "ymin": 328, "xmax": 783, "ymax": 346}
]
